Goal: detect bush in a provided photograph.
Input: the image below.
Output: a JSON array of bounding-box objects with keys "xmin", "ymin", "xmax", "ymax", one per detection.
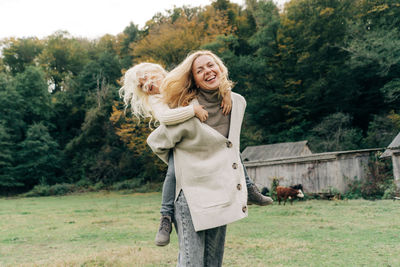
[
  {"xmin": 24, "ymin": 185, "xmax": 51, "ymax": 197},
  {"xmin": 345, "ymin": 153, "xmax": 393, "ymax": 200},
  {"xmin": 344, "ymin": 180, "xmax": 363, "ymax": 199},
  {"xmin": 24, "ymin": 183, "xmax": 76, "ymax": 197},
  {"xmin": 382, "ymin": 182, "xmax": 400, "ymax": 199},
  {"xmin": 270, "ymin": 177, "xmax": 280, "ymax": 201},
  {"xmin": 75, "ymin": 179, "xmax": 92, "ymax": 188},
  {"xmin": 111, "ymin": 179, "xmax": 143, "ymax": 191},
  {"xmin": 92, "ymin": 181, "xmax": 106, "ymax": 191},
  {"xmin": 361, "ymin": 154, "xmax": 393, "ymax": 199},
  {"xmin": 49, "ymin": 183, "xmax": 76, "ymax": 195}
]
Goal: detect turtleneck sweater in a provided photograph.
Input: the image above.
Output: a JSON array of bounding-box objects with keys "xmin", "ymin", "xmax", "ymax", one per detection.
[{"xmin": 196, "ymin": 88, "xmax": 231, "ymax": 138}]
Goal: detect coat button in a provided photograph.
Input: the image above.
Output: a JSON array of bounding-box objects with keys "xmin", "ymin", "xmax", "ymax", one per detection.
[
  {"xmin": 242, "ymin": 206, "xmax": 247, "ymax": 213},
  {"xmin": 232, "ymin": 163, "xmax": 238, "ymax": 169},
  {"xmin": 226, "ymin": 141, "xmax": 232, "ymax": 148},
  {"xmin": 237, "ymin": 184, "xmax": 242, "ymax": 190}
]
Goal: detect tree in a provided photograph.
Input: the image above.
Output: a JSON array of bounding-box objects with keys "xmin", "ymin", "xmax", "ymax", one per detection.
[
  {"xmin": 0, "ymin": 121, "xmax": 18, "ymax": 192},
  {"xmin": 344, "ymin": 21, "xmax": 400, "ymax": 114},
  {"xmin": 1, "ymin": 37, "xmax": 43, "ymax": 75},
  {"xmin": 365, "ymin": 112, "xmax": 400, "ymax": 148},
  {"xmin": 117, "ymin": 22, "xmax": 141, "ymax": 69},
  {"xmin": 308, "ymin": 112, "xmax": 364, "ymax": 152},
  {"xmin": 14, "ymin": 66, "xmax": 53, "ymax": 125},
  {"xmin": 133, "ymin": 6, "xmax": 235, "ymax": 68},
  {"xmin": 110, "ymin": 104, "xmax": 166, "ymax": 183},
  {"xmin": 277, "ymin": 0, "xmax": 355, "ymax": 127},
  {"xmin": 39, "ymin": 31, "xmax": 89, "ymax": 92},
  {"xmin": 14, "ymin": 123, "xmax": 62, "ymax": 189}
]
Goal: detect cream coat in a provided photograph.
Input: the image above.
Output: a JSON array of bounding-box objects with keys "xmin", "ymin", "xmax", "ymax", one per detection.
[{"xmin": 147, "ymin": 93, "xmax": 248, "ymax": 231}]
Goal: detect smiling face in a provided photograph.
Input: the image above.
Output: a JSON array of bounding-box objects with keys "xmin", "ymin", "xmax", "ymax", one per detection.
[
  {"xmin": 192, "ymin": 55, "xmax": 223, "ymax": 90},
  {"xmin": 138, "ymin": 72, "xmax": 163, "ymax": 95}
]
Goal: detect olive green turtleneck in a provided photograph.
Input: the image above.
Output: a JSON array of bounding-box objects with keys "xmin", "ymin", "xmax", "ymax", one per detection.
[{"xmin": 196, "ymin": 88, "xmax": 231, "ymax": 138}]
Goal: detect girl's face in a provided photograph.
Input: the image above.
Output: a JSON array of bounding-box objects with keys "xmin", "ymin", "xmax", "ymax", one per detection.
[
  {"xmin": 192, "ymin": 55, "xmax": 222, "ymax": 90},
  {"xmin": 138, "ymin": 72, "xmax": 164, "ymax": 95}
]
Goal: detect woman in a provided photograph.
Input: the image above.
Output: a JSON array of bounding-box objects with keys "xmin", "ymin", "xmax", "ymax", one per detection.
[
  {"xmin": 147, "ymin": 50, "xmax": 272, "ymax": 266},
  {"xmin": 118, "ymin": 62, "xmax": 231, "ymax": 246}
]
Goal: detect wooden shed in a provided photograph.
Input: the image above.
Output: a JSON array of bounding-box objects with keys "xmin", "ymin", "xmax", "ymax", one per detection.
[
  {"xmin": 381, "ymin": 132, "xmax": 400, "ymax": 188},
  {"xmin": 242, "ymin": 141, "xmax": 382, "ymax": 193},
  {"xmin": 242, "ymin": 140, "xmax": 312, "ymax": 162}
]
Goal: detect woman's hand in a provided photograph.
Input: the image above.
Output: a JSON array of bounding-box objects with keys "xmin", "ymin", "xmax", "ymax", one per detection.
[
  {"xmin": 194, "ymin": 104, "xmax": 209, "ymax": 122},
  {"xmin": 221, "ymin": 90, "xmax": 232, "ymax": 115}
]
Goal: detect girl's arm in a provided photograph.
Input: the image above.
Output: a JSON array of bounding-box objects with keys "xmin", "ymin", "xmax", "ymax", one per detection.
[{"xmin": 150, "ymin": 95, "xmax": 208, "ymax": 125}]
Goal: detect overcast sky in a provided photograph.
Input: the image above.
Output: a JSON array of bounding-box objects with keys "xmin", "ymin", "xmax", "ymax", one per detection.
[{"xmin": 0, "ymin": 0, "xmax": 289, "ymax": 40}]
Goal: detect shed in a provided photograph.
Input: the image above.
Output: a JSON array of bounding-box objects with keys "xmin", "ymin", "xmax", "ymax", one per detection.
[
  {"xmin": 243, "ymin": 146, "xmax": 382, "ymax": 194},
  {"xmin": 381, "ymin": 132, "xmax": 400, "ymax": 187},
  {"xmin": 241, "ymin": 140, "xmax": 312, "ymax": 162}
]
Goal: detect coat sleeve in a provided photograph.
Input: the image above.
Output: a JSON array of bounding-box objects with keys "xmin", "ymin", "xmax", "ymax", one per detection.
[
  {"xmin": 146, "ymin": 125, "xmax": 174, "ymax": 164},
  {"xmin": 146, "ymin": 120, "xmax": 194, "ymax": 164}
]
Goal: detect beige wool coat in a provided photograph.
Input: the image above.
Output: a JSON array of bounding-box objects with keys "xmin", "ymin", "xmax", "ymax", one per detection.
[{"xmin": 147, "ymin": 92, "xmax": 248, "ymax": 231}]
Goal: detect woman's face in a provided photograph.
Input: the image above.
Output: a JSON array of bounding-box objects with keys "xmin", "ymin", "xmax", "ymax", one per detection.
[{"xmin": 192, "ymin": 55, "xmax": 222, "ymax": 90}]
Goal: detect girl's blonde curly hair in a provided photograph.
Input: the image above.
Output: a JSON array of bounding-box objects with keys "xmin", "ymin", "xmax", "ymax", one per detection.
[
  {"xmin": 161, "ymin": 50, "xmax": 233, "ymax": 108},
  {"xmin": 119, "ymin": 62, "xmax": 167, "ymax": 120}
]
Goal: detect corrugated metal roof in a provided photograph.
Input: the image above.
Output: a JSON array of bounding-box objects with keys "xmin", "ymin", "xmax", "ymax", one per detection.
[
  {"xmin": 381, "ymin": 132, "xmax": 400, "ymax": 158},
  {"xmin": 241, "ymin": 140, "xmax": 312, "ymax": 162}
]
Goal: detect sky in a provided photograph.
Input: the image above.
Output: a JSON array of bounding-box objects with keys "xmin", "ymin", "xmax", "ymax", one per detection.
[{"xmin": 0, "ymin": 0, "xmax": 289, "ymax": 40}]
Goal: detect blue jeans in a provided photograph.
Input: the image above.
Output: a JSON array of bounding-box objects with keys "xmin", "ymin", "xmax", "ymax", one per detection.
[
  {"xmin": 174, "ymin": 190, "xmax": 226, "ymax": 267},
  {"xmin": 160, "ymin": 153, "xmax": 176, "ymax": 217},
  {"xmin": 160, "ymin": 153, "xmax": 254, "ymax": 217}
]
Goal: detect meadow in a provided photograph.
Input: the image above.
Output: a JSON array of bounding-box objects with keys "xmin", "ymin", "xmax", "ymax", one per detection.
[{"xmin": 0, "ymin": 192, "xmax": 399, "ymax": 267}]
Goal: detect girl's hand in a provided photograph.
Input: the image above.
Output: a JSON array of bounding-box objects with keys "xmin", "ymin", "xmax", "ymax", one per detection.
[
  {"xmin": 194, "ymin": 104, "xmax": 208, "ymax": 122},
  {"xmin": 221, "ymin": 90, "xmax": 232, "ymax": 115}
]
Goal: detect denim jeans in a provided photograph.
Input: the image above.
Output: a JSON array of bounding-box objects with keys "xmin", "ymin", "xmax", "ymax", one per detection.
[
  {"xmin": 160, "ymin": 152, "xmax": 176, "ymax": 217},
  {"xmin": 241, "ymin": 154, "xmax": 254, "ymax": 188},
  {"xmin": 174, "ymin": 190, "xmax": 226, "ymax": 267},
  {"xmin": 160, "ymin": 153, "xmax": 254, "ymax": 217}
]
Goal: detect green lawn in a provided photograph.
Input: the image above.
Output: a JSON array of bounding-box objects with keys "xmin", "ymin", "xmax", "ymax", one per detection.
[{"xmin": 0, "ymin": 192, "xmax": 399, "ymax": 266}]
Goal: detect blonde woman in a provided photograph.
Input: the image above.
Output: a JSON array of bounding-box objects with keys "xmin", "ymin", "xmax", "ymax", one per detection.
[
  {"xmin": 119, "ymin": 62, "xmax": 231, "ymax": 246},
  {"xmin": 147, "ymin": 51, "xmax": 272, "ymax": 266}
]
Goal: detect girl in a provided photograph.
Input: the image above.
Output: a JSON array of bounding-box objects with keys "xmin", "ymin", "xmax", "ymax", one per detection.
[{"xmin": 119, "ymin": 62, "xmax": 232, "ymax": 246}]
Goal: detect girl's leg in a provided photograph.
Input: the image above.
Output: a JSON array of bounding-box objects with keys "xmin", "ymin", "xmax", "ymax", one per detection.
[
  {"xmin": 155, "ymin": 152, "xmax": 176, "ymax": 246},
  {"xmin": 240, "ymin": 154, "xmax": 273, "ymax": 206},
  {"xmin": 241, "ymin": 155, "xmax": 254, "ymax": 188},
  {"xmin": 160, "ymin": 152, "xmax": 176, "ymax": 217}
]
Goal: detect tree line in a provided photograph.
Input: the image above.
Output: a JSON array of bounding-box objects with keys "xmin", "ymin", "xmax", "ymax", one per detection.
[{"xmin": 0, "ymin": 0, "xmax": 399, "ymax": 195}]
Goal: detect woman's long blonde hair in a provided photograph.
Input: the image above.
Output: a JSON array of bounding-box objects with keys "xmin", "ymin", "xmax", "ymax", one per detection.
[
  {"xmin": 119, "ymin": 62, "xmax": 167, "ymax": 120},
  {"xmin": 162, "ymin": 50, "xmax": 233, "ymax": 108}
]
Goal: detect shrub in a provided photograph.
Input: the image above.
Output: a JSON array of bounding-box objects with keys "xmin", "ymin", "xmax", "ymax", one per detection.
[
  {"xmin": 344, "ymin": 179, "xmax": 363, "ymax": 199},
  {"xmin": 345, "ymin": 153, "xmax": 393, "ymax": 200},
  {"xmin": 49, "ymin": 183, "xmax": 76, "ymax": 195},
  {"xmin": 111, "ymin": 179, "xmax": 143, "ymax": 191},
  {"xmin": 92, "ymin": 181, "xmax": 106, "ymax": 191},
  {"xmin": 270, "ymin": 177, "xmax": 280, "ymax": 201},
  {"xmin": 382, "ymin": 182, "xmax": 400, "ymax": 199},
  {"xmin": 24, "ymin": 183, "xmax": 76, "ymax": 197},
  {"xmin": 24, "ymin": 185, "xmax": 51, "ymax": 197},
  {"xmin": 75, "ymin": 179, "xmax": 92, "ymax": 188},
  {"xmin": 361, "ymin": 153, "xmax": 393, "ymax": 199}
]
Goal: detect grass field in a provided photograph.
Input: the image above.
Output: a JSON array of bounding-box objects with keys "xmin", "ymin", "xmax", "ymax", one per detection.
[{"xmin": 1, "ymin": 192, "xmax": 399, "ymax": 267}]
